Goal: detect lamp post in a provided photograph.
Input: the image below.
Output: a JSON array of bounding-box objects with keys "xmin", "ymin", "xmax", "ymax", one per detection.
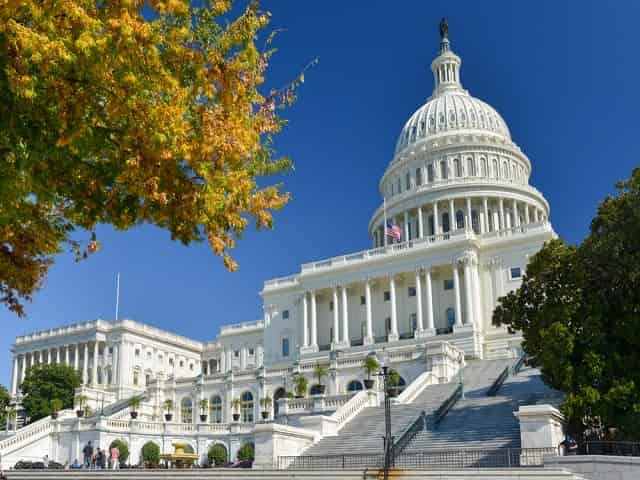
[{"xmin": 368, "ymin": 350, "xmax": 394, "ymax": 480}]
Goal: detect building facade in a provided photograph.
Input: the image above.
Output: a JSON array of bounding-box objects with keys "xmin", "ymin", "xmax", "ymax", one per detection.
[{"xmin": 3, "ymin": 26, "xmax": 556, "ymax": 468}]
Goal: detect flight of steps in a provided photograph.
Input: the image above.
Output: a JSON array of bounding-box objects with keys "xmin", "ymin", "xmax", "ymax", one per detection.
[{"xmin": 404, "ymin": 363, "xmax": 563, "ymax": 452}]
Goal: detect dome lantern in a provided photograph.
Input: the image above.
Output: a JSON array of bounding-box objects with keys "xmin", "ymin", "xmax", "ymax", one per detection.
[{"xmin": 431, "ymin": 18, "xmax": 463, "ymax": 96}]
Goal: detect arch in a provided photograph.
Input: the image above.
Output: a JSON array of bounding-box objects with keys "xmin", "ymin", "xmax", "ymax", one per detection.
[
  {"xmin": 480, "ymin": 157, "xmax": 487, "ymax": 177},
  {"xmin": 453, "ymin": 158, "xmax": 461, "ymax": 177},
  {"xmin": 273, "ymin": 387, "xmax": 286, "ymax": 417},
  {"xmin": 442, "ymin": 212, "xmax": 450, "ymax": 233},
  {"xmin": 493, "ymin": 159, "xmax": 499, "ymax": 178},
  {"xmin": 209, "ymin": 395, "xmax": 222, "ymax": 424},
  {"xmin": 502, "ymin": 162, "xmax": 508, "ymax": 179},
  {"xmin": 446, "ymin": 307, "xmax": 456, "ymax": 326},
  {"xmin": 347, "ymin": 380, "xmax": 364, "ymax": 392},
  {"xmin": 471, "ymin": 209, "xmax": 480, "ymax": 234},
  {"xmin": 467, "ymin": 157, "xmax": 476, "ymax": 176},
  {"xmin": 309, "ymin": 384, "xmax": 323, "ymax": 396},
  {"xmin": 240, "ymin": 391, "xmax": 254, "ymax": 423},
  {"xmin": 180, "ymin": 397, "xmax": 193, "ymax": 424},
  {"xmin": 207, "ymin": 442, "xmax": 228, "ymax": 467},
  {"xmin": 455, "ymin": 210, "xmax": 465, "ymax": 230},
  {"xmin": 440, "ymin": 160, "xmax": 448, "ymax": 180},
  {"xmin": 427, "ymin": 164, "xmax": 434, "ymax": 183}
]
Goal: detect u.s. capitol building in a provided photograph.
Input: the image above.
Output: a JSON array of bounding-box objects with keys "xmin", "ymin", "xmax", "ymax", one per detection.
[{"xmin": 2, "ymin": 23, "xmax": 564, "ymax": 472}]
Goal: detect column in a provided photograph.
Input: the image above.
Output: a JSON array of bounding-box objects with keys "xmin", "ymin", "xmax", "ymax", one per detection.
[
  {"xmin": 310, "ymin": 290, "xmax": 318, "ymax": 348},
  {"xmin": 433, "ymin": 202, "xmax": 439, "ymax": 236},
  {"xmin": 332, "ymin": 287, "xmax": 340, "ymax": 345},
  {"xmin": 453, "ymin": 264, "xmax": 463, "ymax": 327},
  {"xmin": 482, "ymin": 197, "xmax": 489, "ymax": 233},
  {"xmin": 21, "ymin": 354, "xmax": 28, "ymax": 384},
  {"xmin": 534, "ymin": 208, "xmax": 540, "ymax": 223},
  {"xmin": 404, "ymin": 211, "xmax": 410, "ymax": 241},
  {"xmin": 466, "ymin": 197, "xmax": 472, "ymax": 231},
  {"xmin": 240, "ymin": 347, "xmax": 247, "ymax": 370},
  {"xmin": 74, "ymin": 344, "xmax": 79, "ymax": 371},
  {"xmin": 364, "ymin": 279, "xmax": 373, "ymax": 344},
  {"xmin": 226, "ymin": 349, "xmax": 233, "ymax": 371},
  {"xmin": 513, "ymin": 200, "xmax": 520, "ymax": 227},
  {"xmin": 220, "ymin": 349, "xmax": 226, "ymax": 373},
  {"xmin": 302, "ymin": 292, "xmax": 309, "ymax": 348},
  {"xmin": 92, "ymin": 341, "xmax": 98, "ymax": 386},
  {"xmin": 112, "ymin": 343, "xmax": 119, "ymax": 385},
  {"xmin": 463, "ymin": 258, "xmax": 475, "ymax": 326},
  {"xmin": 449, "ymin": 199, "xmax": 455, "ymax": 231},
  {"xmin": 389, "ymin": 275, "xmax": 399, "ymax": 341},
  {"xmin": 524, "ymin": 203, "xmax": 531, "ymax": 224},
  {"xmin": 499, "ymin": 197, "xmax": 506, "ymax": 232},
  {"xmin": 473, "ymin": 262, "xmax": 483, "ymax": 330},
  {"xmin": 341, "ymin": 286, "xmax": 349, "ymax": 345},
  {"xmin": 65, "ymin": 345, "xmax": 70, "ymax": 365},
  {"xmin": 82, "ymin": 343, "xmax": 88, "ymax": 385},
  {"xmin": 415, "ymin": 270, "xmax": 424, "ymax": 334},
  {"xmin": 256, "ymin": 345, "xmax": 264, "ymax": 367},
  {"xmin": 11, "ymin": 356, "xmax": 18, "ymax": 396},
  {"xmin": 425, "ymin": 268, "xmax": 435, "ymax": 332},
  {"xmin": 416, "ymin": 206, "xmax": 423, "ymax": 239}
]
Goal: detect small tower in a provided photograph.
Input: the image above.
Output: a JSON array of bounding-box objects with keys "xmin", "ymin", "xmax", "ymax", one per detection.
[{"xmin": 431, "ymin": 18, "xmax": 463, "ymax": 96}]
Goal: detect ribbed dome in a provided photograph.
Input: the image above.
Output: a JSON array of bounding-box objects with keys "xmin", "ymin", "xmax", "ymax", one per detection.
[{"xmin": 394, "ymin": 91, "xmax": 511, "ymax": 156}]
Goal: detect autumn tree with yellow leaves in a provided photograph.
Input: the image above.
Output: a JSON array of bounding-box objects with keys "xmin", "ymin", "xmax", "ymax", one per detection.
[{"xmin": 0, "ymin": 0, "xmax": 308, "ymax": 316}]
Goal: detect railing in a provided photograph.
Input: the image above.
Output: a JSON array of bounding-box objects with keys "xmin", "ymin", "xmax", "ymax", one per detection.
[
  {"xmin": 102, "ymin": 419, "xmax": 236, "ymax": 435},
  {"xmin": 433, "ymin": 383, "xmax": 462, "ymax": 426},
  {"xmin": 487, "ymin": 366, "xmax": 509, "ymax": 396},
  {"xmin": 512, "ymin": 353, "xmax": 528, "ymax": 375},
  {"xmin": 392, "ymin": 411, "xmax": 426, "ymax": 457},
  {"xmin": 394, "ymin": 371, "xmax": 435, "ymax": 404},
  {"xmin": 330, "ymin": 390, "xmax": 371, "ymax": 431},
  {"xmin": 279, "ymin": 448, "xmax": 559, "ymax": 470},
  {"xmin": 287, "ymin": 397, "xmax": 313, "ymax": 411},
  {"xmin": 0, "ymin": 409, "xmax": 75, "ymax": 454},
  {"xmin": 577, "ymin": 441, "xmax": 640, "ymax": 456}
]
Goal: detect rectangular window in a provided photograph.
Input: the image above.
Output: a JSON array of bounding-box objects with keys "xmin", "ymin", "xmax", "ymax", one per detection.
[
  {"xmin": 385, "ymin": 317, "xmax": 391, "ymax": 334},
  {"xmin": 282, "ymin": 310, "xmax": 289, "ymax": 320},
  {"xmin": 384, "ymin": 291, "xmax": 390, "ymax": 302},
  {"xmin": 135, "ymin": 349, "xmax": 140, "ymax": 357},
  {"xmin": 406, "ymin": 172, "xmax": 411, "ymax": 190},
  {"xmin": 410, "ymin": 313, "xmax": 417, "ymax": 331},
  {"xmin": 249, "ymin": 348, "xmax": 254, "ymax": 356},
  {"xmin": 510, "ymin": 267, "xmax": 522, "ymax": 279},
  {"xmin": 360, "ymin": 295, "xmax": 366, "ymax": 305},
  {"xmin": 282, "ymin": 338, "xmax": 290, "ymax": 357},
  {"xmin": 408, "ymin": 287, "xmax": 416, "ymax": 297},
  {"xmin": 427, "ymin": 164, "xmax": 434, "ymax": 183},
  {"xmin": 133, "ymin": 371, "xmax": 139, "ymax": 386},
  {"xmin": 444, "ymin": 279, "xmax": 454, "ymax": 290},
  {"xmin": 145, "ymin": 374, "xmax": 151, "ymax": 386},
  {"xmin": 329, "ymin": 301, "xmax": 334, "ymax": 311},
  {"xmin": 234, "ymin": 350, "xmax": 239, "ymax": 358},
  {"xmin": 416, "ymin": 168, "xmax": 422, "ymax": 186}
]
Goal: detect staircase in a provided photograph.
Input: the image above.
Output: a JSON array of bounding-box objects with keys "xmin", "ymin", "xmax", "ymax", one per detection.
[{"xmin": 404, "ymin": 364, "xmax": 563, "ymax": 452}]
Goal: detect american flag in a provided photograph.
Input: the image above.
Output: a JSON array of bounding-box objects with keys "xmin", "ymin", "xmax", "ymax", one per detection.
[{"xmin": 386, "ymin": 221, "xmax": 402, "ymax": 241}]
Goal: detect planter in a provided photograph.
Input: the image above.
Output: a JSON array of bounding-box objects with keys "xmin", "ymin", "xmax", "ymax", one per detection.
[
  {"xmin": 200, "ymin": 414, "xmax": 208, "ymax": 422},
  {"xmin": 387, "ymin": 388, "xmax": 398, "ymax": 398},
  {"xmin": 315, "ymin": 385, "xmax": 326, "ymax": 395},
  {"xmin": 261, "ymin": 411, "xmax": 269, "ymax": 420},
  {"xmin": 295, "ymin": 395, "xmax": 304, "ymax": 399},
  {"xmin": 76, "ymin": 410, "xmax": 84, "ymax": 418},
  {"xmin": 164, "ymin": 414, "xmax": 173, "ymax": 422},
  {"xmin": 363, "ymin": 379, "xmax": 374, "ymax": 390},
  {"xmin": 232, "ymin": 413, "xmax": 240, "ymax": 422},
  {"xmin": 130, "ymin": 411, "xmax": 138, "ymax": 419},
  {"xmin": 51, "ymin": 412, "xmax": 59, "ymax": 419}
]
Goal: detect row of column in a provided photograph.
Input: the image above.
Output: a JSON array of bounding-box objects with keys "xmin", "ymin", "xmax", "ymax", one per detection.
[
  {"xmin": 300, "ymin": 253, "xmax": 480, "ymax": 351},
  {"xmin": 374, "ymin": 195, "xmax": 547, "ymax": 246},
  {"xmin": 10, "ymin": 340, "xmax": 119, "ymax": 396},
  {"xmin": 213, "ymin": 344, "xmax": 264, "ymax": 375}
]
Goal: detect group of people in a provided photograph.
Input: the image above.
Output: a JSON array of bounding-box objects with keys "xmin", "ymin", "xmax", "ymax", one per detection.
[{"xmin": 70, "ymin": 441, "xmax": 120, "ymax": 469}]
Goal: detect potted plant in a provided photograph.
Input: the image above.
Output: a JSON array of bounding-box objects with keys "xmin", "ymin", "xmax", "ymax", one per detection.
[
  {"xmin": 293, "ymin": 374, "xmax": 308, "ymax": 398},
  {"xmin": 313, "ymin": 364, "xmax": 328, "ymax": 395},
  {"xmin": 387, "ymin": 370, "xmax": 401, "ymax": 398},
  {"xmin": 362, "ymin": 355, "xmax": 380, "ymax": 390},
  {"xmin": 163, "ymin": 399, "xmax": 174, "ymax": 422},
  {"xmin": 286, "ymin": 391, "xmax": 295, "ymax": 400},
  {"xmin": 199, "ymin": 399, "xmax": 208, "ymax": 422},
  {"xmin": 75, "ymin": 395, "xmax": 88, "ymax": 418},
  {"xmin": 50, "ymin": 398, "xmax": 63, "ymax": 419},
  {"xmin": 231, "ymin": 398, "xmax": 241, "ymax": 422},
  {"xmin": 259, "ymin": 396, "xmax": 272, "ymax": 420},
  {"xmin": 128, "ymin": 395, "xmax": 142, "ymax": 419},
  {"xmin": 6, "ymin": 407, "xmax": 17, "ymax": 430}
]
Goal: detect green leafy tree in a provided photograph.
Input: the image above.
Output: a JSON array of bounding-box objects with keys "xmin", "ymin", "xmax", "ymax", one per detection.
[
  {"xmin": 493, "ymin": 168, "xmax": 640, "ymax": 438},
  {"xmin": 237, "ymin": 442, "xmax": 254, "ymax": 462},
  {"xmin": 141, "ymin": 441, "xmax": 160, "ymax": 467},
  {"xmin": 207, "ymin": 443, "xmax": 228, "ymax": 466},
  {"xmin": 0, "ymin": 384, "xmax": 10, "ymax": 427},
  {"xmin": 21, "ymin": 364, "xmax": 81, "ymax": 421},
  {"xmin": 109, "ymin": 439, "xmax": 130, "ymax": 466}
]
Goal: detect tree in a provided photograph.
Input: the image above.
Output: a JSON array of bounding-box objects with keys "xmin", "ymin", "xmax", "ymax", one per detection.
[
  {"xmin": 110, "ymin": 439, "xmax": 130, "ymax": 466},
  {"xmin": 207, "ymin": 443, "xmax": 228, "ymax": 467},
  {"xmin": 140, "ymin": 441, "xmax": 159, "ymax": 467},
  {"xmin": 0, "ymin": 384, "xmax": 9, "ymax": 427},
  {"xmin": 493, "ymin": 168, "xmax": 640, "ymax": 438},
  {"xmin": 21, "ymin": 364, "xmax": 81, "ymax": 421},
  {"xmin": 0, "ymin": 0, "xmax": 312, "ymax": 316},
  {"xmin": 236, "ymin": 442, "xmax": 254, "ymax": 462}
]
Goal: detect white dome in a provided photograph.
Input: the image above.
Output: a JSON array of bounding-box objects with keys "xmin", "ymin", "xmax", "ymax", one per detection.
[{"xmin": 394, "ymin": 91, "xmax": 511, "ymax": 156}]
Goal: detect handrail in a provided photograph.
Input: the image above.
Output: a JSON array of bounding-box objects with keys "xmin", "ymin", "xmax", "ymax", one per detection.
[
  {"xmin": 394, "ymin": 372, "xmax": 435, "ymax": 404},
  {"xmin": 330, "ymin": 390, "xmax": 370, "ymax": 431},
  {"xmin": 392, "ymin": 411, "xmax": 426, "ymax": 457},
  {"xmin": 512, "ymin": 353, "xmax": 528, "ymax": 375},
  {"xmin": 0, "ymin": 409, "xmax": 73, "ymax": 454},
  {"xmin": 433, "ymin": 383, "xmax": 462, "ymax": 426},
  {"xmin": 487, "ymin": 366, "xmax": 509, "ymax": 397}
]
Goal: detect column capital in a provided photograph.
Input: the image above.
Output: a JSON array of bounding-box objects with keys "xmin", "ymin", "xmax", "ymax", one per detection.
[{"xmin": 456, "ymin": 250, "xmax": 478, "ymax": 266}]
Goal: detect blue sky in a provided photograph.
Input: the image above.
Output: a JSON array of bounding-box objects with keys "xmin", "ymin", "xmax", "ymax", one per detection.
[{"xmin": 2, "ymin": 1, "xmax": 639, "ymax": 387}]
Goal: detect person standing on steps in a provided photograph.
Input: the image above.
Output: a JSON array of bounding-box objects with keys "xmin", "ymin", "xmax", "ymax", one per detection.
[{"xmin": 82, "ymin": 441, "xmax": 93, "ymax": 468}]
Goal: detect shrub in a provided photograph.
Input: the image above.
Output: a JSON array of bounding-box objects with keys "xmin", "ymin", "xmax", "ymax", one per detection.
[
  {"xmin": 237, "ymin": 442, "xmax": 254, "ymax": 462},
  {"xmin": 109, "ymin": 439, "xmax": 129, "ymax": 465},
  {"xmin": 141, "ymin": 441, "xmax": 160, "ymax": 466},
  {"xmin": 207, "ymin": 444, "xmax": 227, "ymax": 466}
]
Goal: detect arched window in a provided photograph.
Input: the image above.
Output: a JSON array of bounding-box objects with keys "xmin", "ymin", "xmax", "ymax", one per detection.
[
  {"xmin": 453, "ymin": 158, "xmax": 462, "ymax": 177},
  {"xmin": 446, "ymin": 307, "xmax": 456, "ymax": 326},
  {"xmin": 480, "ymin": 158, "xmax": 487, "ymax": 177},
  {"xmin": 440, "ymin": 160, "xmax": 448, "ymax": 180},
  {"xmin": 493, "ymin": 159, "xmax": 499, "ymax": 178},
  {"xmin": 511, "ymin": 163, "xmax": 516, "ymax": 180},
  {"xmin": 467, "ymin": 157, "xmax": 476, "ymax": 176},
  {"xmin": 181, "ymin": 397, "xmax": 193, "ymax": 424},
  {"xmin": 309, "ymin": 384, "xmax": 323, "ymax": 395},
  {"xmin": 209, "ymin": 395, "xmax": 222, "ymax": 424},
  {"xmin": 240, "ymin": 391, "xmax": 253, "ymax": 423},
  {"xmin": 471, "ymin": 210, "xmax": 480, "ymax": 233},
  {"xmin": 347, "ymin": 380, "xmax": 364, "ymax": 392},
  {"xmin": 427, "ymin": 164, "xmax": 434, "ymax": 183},
  {"xmin": 442, "ymin": 212, "xmax": 450, "ymax": 233},
  {"xmin": 502, "ymin": 162, "xmax": 508, "ymax": 179},
  {"xmin": 456, "ymin": 210, "xmax": 465, "ymax": 230},
  {"xmin": 273, "ymin": 387, "xmax": 286, "ymax": 417}
]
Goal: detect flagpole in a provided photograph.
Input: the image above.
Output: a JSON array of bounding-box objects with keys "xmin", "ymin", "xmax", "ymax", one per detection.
[
  {"xmin": 383, "ymin": 198, "xmax": 388, "ymax": 247},
  {"xmin": 115, "ymin": 273, "xmax": 120, "ymax": 321}
]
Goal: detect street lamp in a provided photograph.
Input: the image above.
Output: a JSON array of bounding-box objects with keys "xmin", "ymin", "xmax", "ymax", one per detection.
[{"xmin": 367, "ymin": 350, "xmax": 394, "ymax": 480}]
